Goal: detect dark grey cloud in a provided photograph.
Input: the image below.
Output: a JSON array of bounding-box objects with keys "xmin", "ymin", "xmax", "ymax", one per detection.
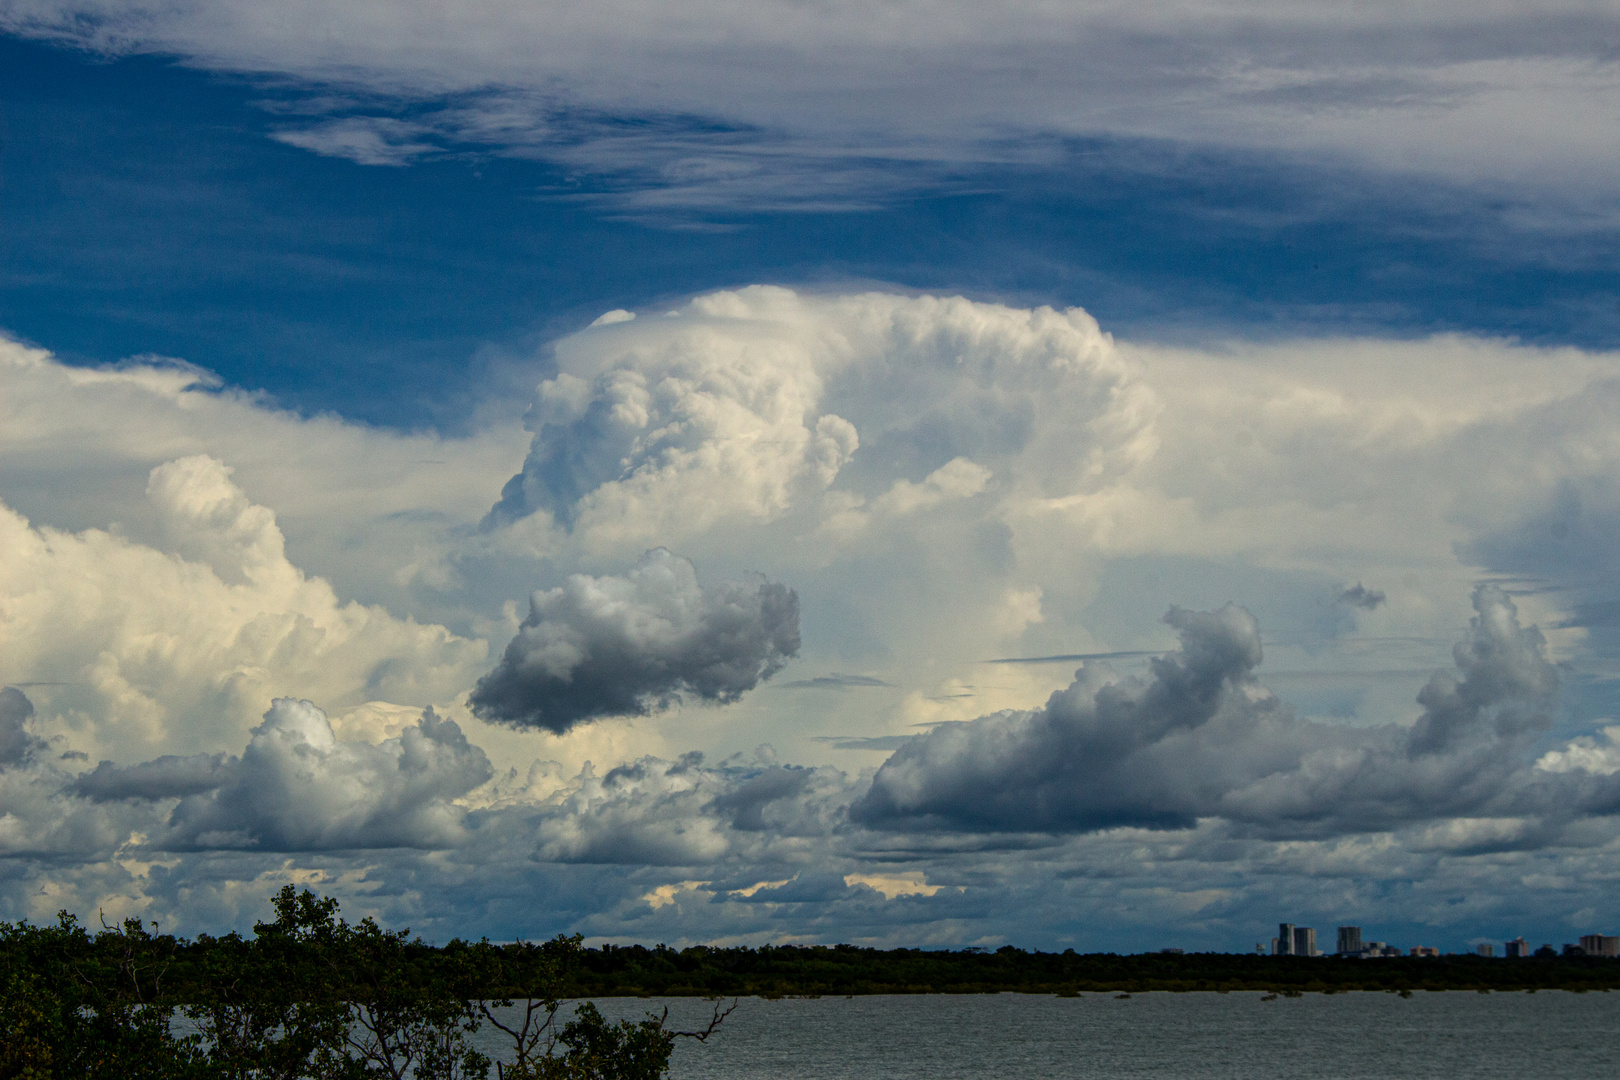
[
  {"xmin": 707, "ymin": 766, "xmax": 814, "ymax": 831},
  {"xmin": 1338, "ymin": 583, "xmax": 1386, "ymax": 610},
  {"xmin": 852, "ymin": 586, "xmax": 1562, "ymax": 839},
  {"xmin": 72, "ymin": 753, "xmax": 229, "ymax": 801},
  {"xmin": 469, "ymin": 549, "xmax": 800, "ymax": 734},
  {"xmin": 1404, "ymin": 597, "xmax": 1557, "ymax": 756},
  {"xmin": 0, "ymin": 688, "xmax": 45, "ymax": 768},
  {"xmin": 852, "ymin": 603, "xmax": 1275, "ymax": 833}
]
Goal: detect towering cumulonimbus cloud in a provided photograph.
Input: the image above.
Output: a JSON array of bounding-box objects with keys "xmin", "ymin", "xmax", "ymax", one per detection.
[
  {"xmin": 483, "ymin": 289, "xmax": 1152, "ymax": 549},
  {"xmin": 469, "ymin": 548, "xmax": 801, "ymax": 733},
  {"xmin": 852, "ymin": 585, "xmax": 1562, "ymax": 839}
]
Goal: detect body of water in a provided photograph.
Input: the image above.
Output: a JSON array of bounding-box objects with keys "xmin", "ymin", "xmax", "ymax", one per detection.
[{"xmin": 483, "ymin": 992, "xmax": 1620, "ymax": 1079}]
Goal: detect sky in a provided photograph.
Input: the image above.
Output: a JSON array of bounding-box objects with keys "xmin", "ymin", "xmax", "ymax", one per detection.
[{"xmin": 3, "ymin": 1, "xmax": 1620, "ymax": 954}]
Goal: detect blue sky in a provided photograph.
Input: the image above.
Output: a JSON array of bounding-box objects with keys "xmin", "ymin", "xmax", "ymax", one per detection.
[
  {"xmin": 4, "ymin": 3, "xmax": 1620, "ymax": 955},
  {"xmin": 8, "ymin": 32, "xmax": 1620, "ymax": 428}
]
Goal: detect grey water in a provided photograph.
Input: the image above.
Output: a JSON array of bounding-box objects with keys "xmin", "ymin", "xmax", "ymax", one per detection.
[{"xmin": 481, "ymin": 992, "xmax": 1620, "ymax": 1079}]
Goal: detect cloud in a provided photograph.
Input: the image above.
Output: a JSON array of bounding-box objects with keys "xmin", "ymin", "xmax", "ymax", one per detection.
[
  {"xmin": 5, "ymin": 2, "xmax": 1619, "ymax": 209},
  {"xmin": 0, "ymin": 334, "xmax": 528, "ymax": 645},
  {"xmin": 1339, "ymin": 583, "xmax": 1385, "ymax": 610},
  {"xmin": 1537, "ymin": 726, "xmax": 1620, "ymax": 777},
  {"xmin": 0, "ymin": 688, "xmax": 45, "ymax": 768},
  {"xmin": 486, "ymin": 288, "xmax": 1151, "ymax": 552},
  {"xmin": 269, "ymin": 116, "xmax": 438, "ymax": 166},
  {"xmin": 469, "ymin": 549, "xmax": 800, "ymax": 733},
  {"xmin": 852, "ymin": 586, "xmax": 1561, "ymax": 838},
  {"xmin": 0, "ymin": 588, "xmax": 1606, "ymax": 948},
  {"xmin": 165, "ymin": 699, "xmax": 492, "ymax": 851},
  {"xmin": 1403, "ymin": 591, "xmax": 1558, "ymax": 756},
  {"xmin": 0, "ymin": 448, "xmax": 489, "ymax": 763},
  {"xmin": 985, "ymin": 651, "xmax": 1160, "ymax": 665},
  {"xmin": 851, "ymin": 602, "xmax": 1276, "ymax": 833},
  {"xmin": 525, "ymin": 750, "xmax": 843, "ymax": 864},
  {"xmin": 778, "ymin": 673, "xmax": 893, "ymax": 690},
  {"xmin": 72, "ymin": 753, "xmax": 229, "ymax": 801},
  {"xmin": 812, "ymin": 735, "xmax": 916, "ymax": 751},
  {"xmin": 10, "ymin": 300, "xmax": 1620, "ymax": 947}
]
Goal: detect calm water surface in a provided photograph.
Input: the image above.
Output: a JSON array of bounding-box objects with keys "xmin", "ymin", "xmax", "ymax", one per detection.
[{"xmin": 483, "ymin": 992, "xmax": 1620, "ymax": 1079}]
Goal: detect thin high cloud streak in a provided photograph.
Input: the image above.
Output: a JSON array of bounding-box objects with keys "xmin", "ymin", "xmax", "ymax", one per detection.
[
  {"xmin": 469, "ymin": 549, "xmax": 801, "ymax": 734},
  {"xmin": 5, "ymin": 2, "xmax": 1619, "ymax": 209}
]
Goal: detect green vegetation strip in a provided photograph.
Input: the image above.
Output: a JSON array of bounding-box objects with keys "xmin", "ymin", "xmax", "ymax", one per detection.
[
  {"xmin": 562, "ymin": 943, "xmax": 1620, "ymax": 998},
  {"xmin": 5, "ymin": 889, "xmax": 1618, "ymax": 1077}
]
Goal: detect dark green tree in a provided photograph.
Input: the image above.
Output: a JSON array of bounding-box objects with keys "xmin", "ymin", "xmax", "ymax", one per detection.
[
  {"xmin": 0, "ymin": 911, "xmax": 206, "ymax": 1080},
  {"xmin": 181, "ymin": 887, "xmax": 350, "ymax": 1079}
]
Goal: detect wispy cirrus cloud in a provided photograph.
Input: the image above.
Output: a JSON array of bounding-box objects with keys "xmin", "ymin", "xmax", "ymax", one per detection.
[{"xmin": 6, "ymin": 2, "xmax": 1619, "ymax": 211}]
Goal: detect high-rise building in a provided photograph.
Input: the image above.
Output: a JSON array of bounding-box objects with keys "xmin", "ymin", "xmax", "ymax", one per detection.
[
  {"xmin": 1294, "ymin": 927, "xmax": 1316, "ymax": 957},
  {"xmin": 1337, "ymin": 926, "xmax": 1362, "ymax": 955},
  {"xmin": 1505, "ymin": 937, "xmax": 1529, "ymax": 958},
  {"xmin": 1579, "ymin": 934, "xmax": 1619, "ymax": 958},
  {"xmin": 1277, "ymin": 923, "xmax": 1295, "ymax": 956},
  {"xmin": 1476, "ymin": 943, "xmax": 1495, "ymax": 957}
]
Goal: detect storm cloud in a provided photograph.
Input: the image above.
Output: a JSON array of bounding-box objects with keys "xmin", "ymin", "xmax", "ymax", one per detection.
[
  {"xmin": 469, "ymin": 549, "xmax": 800, "ymax": 733},
  {"xmin": 72, "ymin": 753, "xmax": 229, "ymax": 801},
  {"xmin": 852, "ymin": 586, "xmax": 1562, "ymax": 839}
]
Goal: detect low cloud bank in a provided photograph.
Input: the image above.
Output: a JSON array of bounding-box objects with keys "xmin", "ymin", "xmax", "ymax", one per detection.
[
  {"xmin": 852, "ymin": 586, "xmax": 1563, "ymax": 839},
  {"xmin": 469, "ymin": 549, "xmax": 800, "ymax": 733},
  {"xmin": 166, "ymin": 699, "xmax": 492, "ymax": 851},
  {"xmin": 5, "ymin": 585, "xmax": 1620, "ymax": 945},
  {"xmin": 71, "ymin": 699, "xmax": 492, "ymax": 851}
]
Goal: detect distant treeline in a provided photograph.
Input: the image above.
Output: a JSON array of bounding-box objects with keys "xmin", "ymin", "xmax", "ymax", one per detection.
[
  {"xmin": 6, "ymin": 891, "xmax": 1620, "ymax": 1079},
  {"xmin": 561, "ymin": 943, "xmax": 1620, "ymax": 997}
]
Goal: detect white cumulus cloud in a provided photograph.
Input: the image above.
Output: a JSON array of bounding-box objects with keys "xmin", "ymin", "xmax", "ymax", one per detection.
[{"xmin": 0, "ymin": 453, "xmax": 488, "ymax": 763}]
